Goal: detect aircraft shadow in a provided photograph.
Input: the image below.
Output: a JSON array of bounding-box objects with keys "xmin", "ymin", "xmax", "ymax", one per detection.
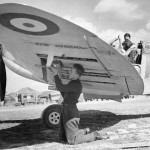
[{"xmin": 0, "ymin": 110, "xmax": 150, "ymax": 149}]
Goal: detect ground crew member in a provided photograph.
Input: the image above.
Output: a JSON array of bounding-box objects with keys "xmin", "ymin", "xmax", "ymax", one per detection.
[{"xmin": 51, "ymin": 63, "xmax": 108, "ymax": 144}]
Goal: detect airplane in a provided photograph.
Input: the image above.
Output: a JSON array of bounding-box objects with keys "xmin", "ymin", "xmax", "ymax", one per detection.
[{"xmin": 0, "ymin": 3, "xmax": 149, "ymax": 129}]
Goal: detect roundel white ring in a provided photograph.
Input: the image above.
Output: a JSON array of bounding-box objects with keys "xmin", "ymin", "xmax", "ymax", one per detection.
[
  {"xmin": 0, "ymin": 13, "xmax": 60, "ymax": 36},
  {"xmin": 10, "ymin": 18, "xmax": 47, "ymax": 32}
]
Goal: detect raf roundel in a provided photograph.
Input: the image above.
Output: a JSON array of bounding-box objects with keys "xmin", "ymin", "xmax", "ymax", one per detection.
[{"xmin": 0, "ymin": 13, "xmax": 59, "ymax": 36}]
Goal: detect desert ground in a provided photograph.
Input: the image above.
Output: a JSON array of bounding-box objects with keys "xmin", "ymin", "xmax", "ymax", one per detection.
[{"xmin": 0, "ymin": 97, "xmax": 150, "ymax": 150}]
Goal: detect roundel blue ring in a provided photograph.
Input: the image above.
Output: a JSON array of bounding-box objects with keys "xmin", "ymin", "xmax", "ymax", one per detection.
[{"xmin": 0, "ymin": 13, "xmax": 59, "ymax": 36}]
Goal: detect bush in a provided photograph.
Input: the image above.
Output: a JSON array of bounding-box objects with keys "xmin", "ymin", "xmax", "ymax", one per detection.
[{"xmin": 4, "ymin": 96, "xmax": 16, "ymax": 106}]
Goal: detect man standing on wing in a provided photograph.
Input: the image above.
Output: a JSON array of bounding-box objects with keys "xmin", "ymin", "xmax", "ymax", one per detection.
[
  {"xmin": 51, "ymin": 63, "xmax": 107, "ymax": 145},
  {"xmin": 109, "ymin": 34, "xmax": 138, "ymax": 63}
]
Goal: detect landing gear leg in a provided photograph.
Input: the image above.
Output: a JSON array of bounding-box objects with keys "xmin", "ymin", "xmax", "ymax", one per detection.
[{"xmin": 0, "ymin": 44, "xmax": 6, "ymax": 102}]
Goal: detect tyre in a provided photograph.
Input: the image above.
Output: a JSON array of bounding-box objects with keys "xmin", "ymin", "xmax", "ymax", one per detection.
[{"xmin": 42, "ymin": 104, "xmax": 62, "ymax": 129}]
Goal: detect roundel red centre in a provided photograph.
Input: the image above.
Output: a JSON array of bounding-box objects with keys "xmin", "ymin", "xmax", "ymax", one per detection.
[
  {"xmin": 0, "ymin": 13, "xmax": 59, "ymax": 36},
  {"xmin": 23, "ymin": 23, "xmax": 35, "ymax": 28}
]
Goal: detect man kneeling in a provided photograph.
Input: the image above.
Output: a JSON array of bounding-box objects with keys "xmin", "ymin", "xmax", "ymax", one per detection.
[{"xmin": 51, "ymin": 63, "xmax": 108, "ymax": 144}]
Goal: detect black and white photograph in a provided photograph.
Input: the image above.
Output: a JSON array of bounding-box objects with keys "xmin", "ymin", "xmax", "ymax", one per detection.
[{"xmin": 0, "ymin": 0, "xmax": 150, "ymax": 149}]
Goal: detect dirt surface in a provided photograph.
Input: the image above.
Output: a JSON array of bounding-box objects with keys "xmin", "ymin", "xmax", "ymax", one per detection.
[{"xmin": 0, "ymin": 98, "xmax": 150, "ymax": 150}]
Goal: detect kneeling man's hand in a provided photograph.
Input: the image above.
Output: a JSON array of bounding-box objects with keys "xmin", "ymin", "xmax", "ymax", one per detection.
[{"xmin": 50, "ymin": 66, "xmax": 58, "ymax": 76}]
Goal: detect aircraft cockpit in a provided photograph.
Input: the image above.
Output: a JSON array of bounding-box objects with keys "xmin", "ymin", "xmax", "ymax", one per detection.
[
  {"xmin": 132, "ymin": 41, "xmax": 150, "ymax": 78},
  {"xmin": 130, "ymin": 41, "xmax": 143, "ymax": 65}
]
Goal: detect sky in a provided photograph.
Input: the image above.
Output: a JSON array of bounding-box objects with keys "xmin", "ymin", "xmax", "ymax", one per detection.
[{"xmin": 0, "ymin": 0, "xmax": 150, "ymax": 93}]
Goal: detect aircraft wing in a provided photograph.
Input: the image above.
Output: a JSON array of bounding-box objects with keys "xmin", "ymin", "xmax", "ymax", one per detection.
[
  {"xmin": 83, "ymin": 36, "xmax": 144, "ymax": 100},
  {"xmin": 0, "ymin": 3, "xmax": 144, "ymax": 101}
]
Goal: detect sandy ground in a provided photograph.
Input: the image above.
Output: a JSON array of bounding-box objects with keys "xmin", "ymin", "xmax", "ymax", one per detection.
[{"xmin": 0, "ymin": 98, "xmax": 150, "ymax": 150}]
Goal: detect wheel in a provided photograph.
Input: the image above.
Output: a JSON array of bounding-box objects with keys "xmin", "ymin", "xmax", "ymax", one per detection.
[{"xmin": 42, "ymin": 104, "xmax": 62, "ymax": 129}]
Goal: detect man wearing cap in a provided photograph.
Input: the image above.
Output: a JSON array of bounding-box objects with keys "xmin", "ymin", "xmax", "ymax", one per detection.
[{"xmin": 51, "ymin": 63, "xmax": 107, "ymax": 144}]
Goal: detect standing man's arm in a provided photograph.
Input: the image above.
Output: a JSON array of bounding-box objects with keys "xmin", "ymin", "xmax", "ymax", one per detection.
[
  {"xmin": 109, "ymin": 37, "xmax": 118, "ymax": 46},
  {"xmin": 124, "ymin": 44, "xmax": 137, "ymax": 56}
]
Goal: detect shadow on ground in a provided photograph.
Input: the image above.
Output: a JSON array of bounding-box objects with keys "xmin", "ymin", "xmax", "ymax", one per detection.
[{"xmin": 0, "ymin": 110, "xmax": 150, "ymax": 149}]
